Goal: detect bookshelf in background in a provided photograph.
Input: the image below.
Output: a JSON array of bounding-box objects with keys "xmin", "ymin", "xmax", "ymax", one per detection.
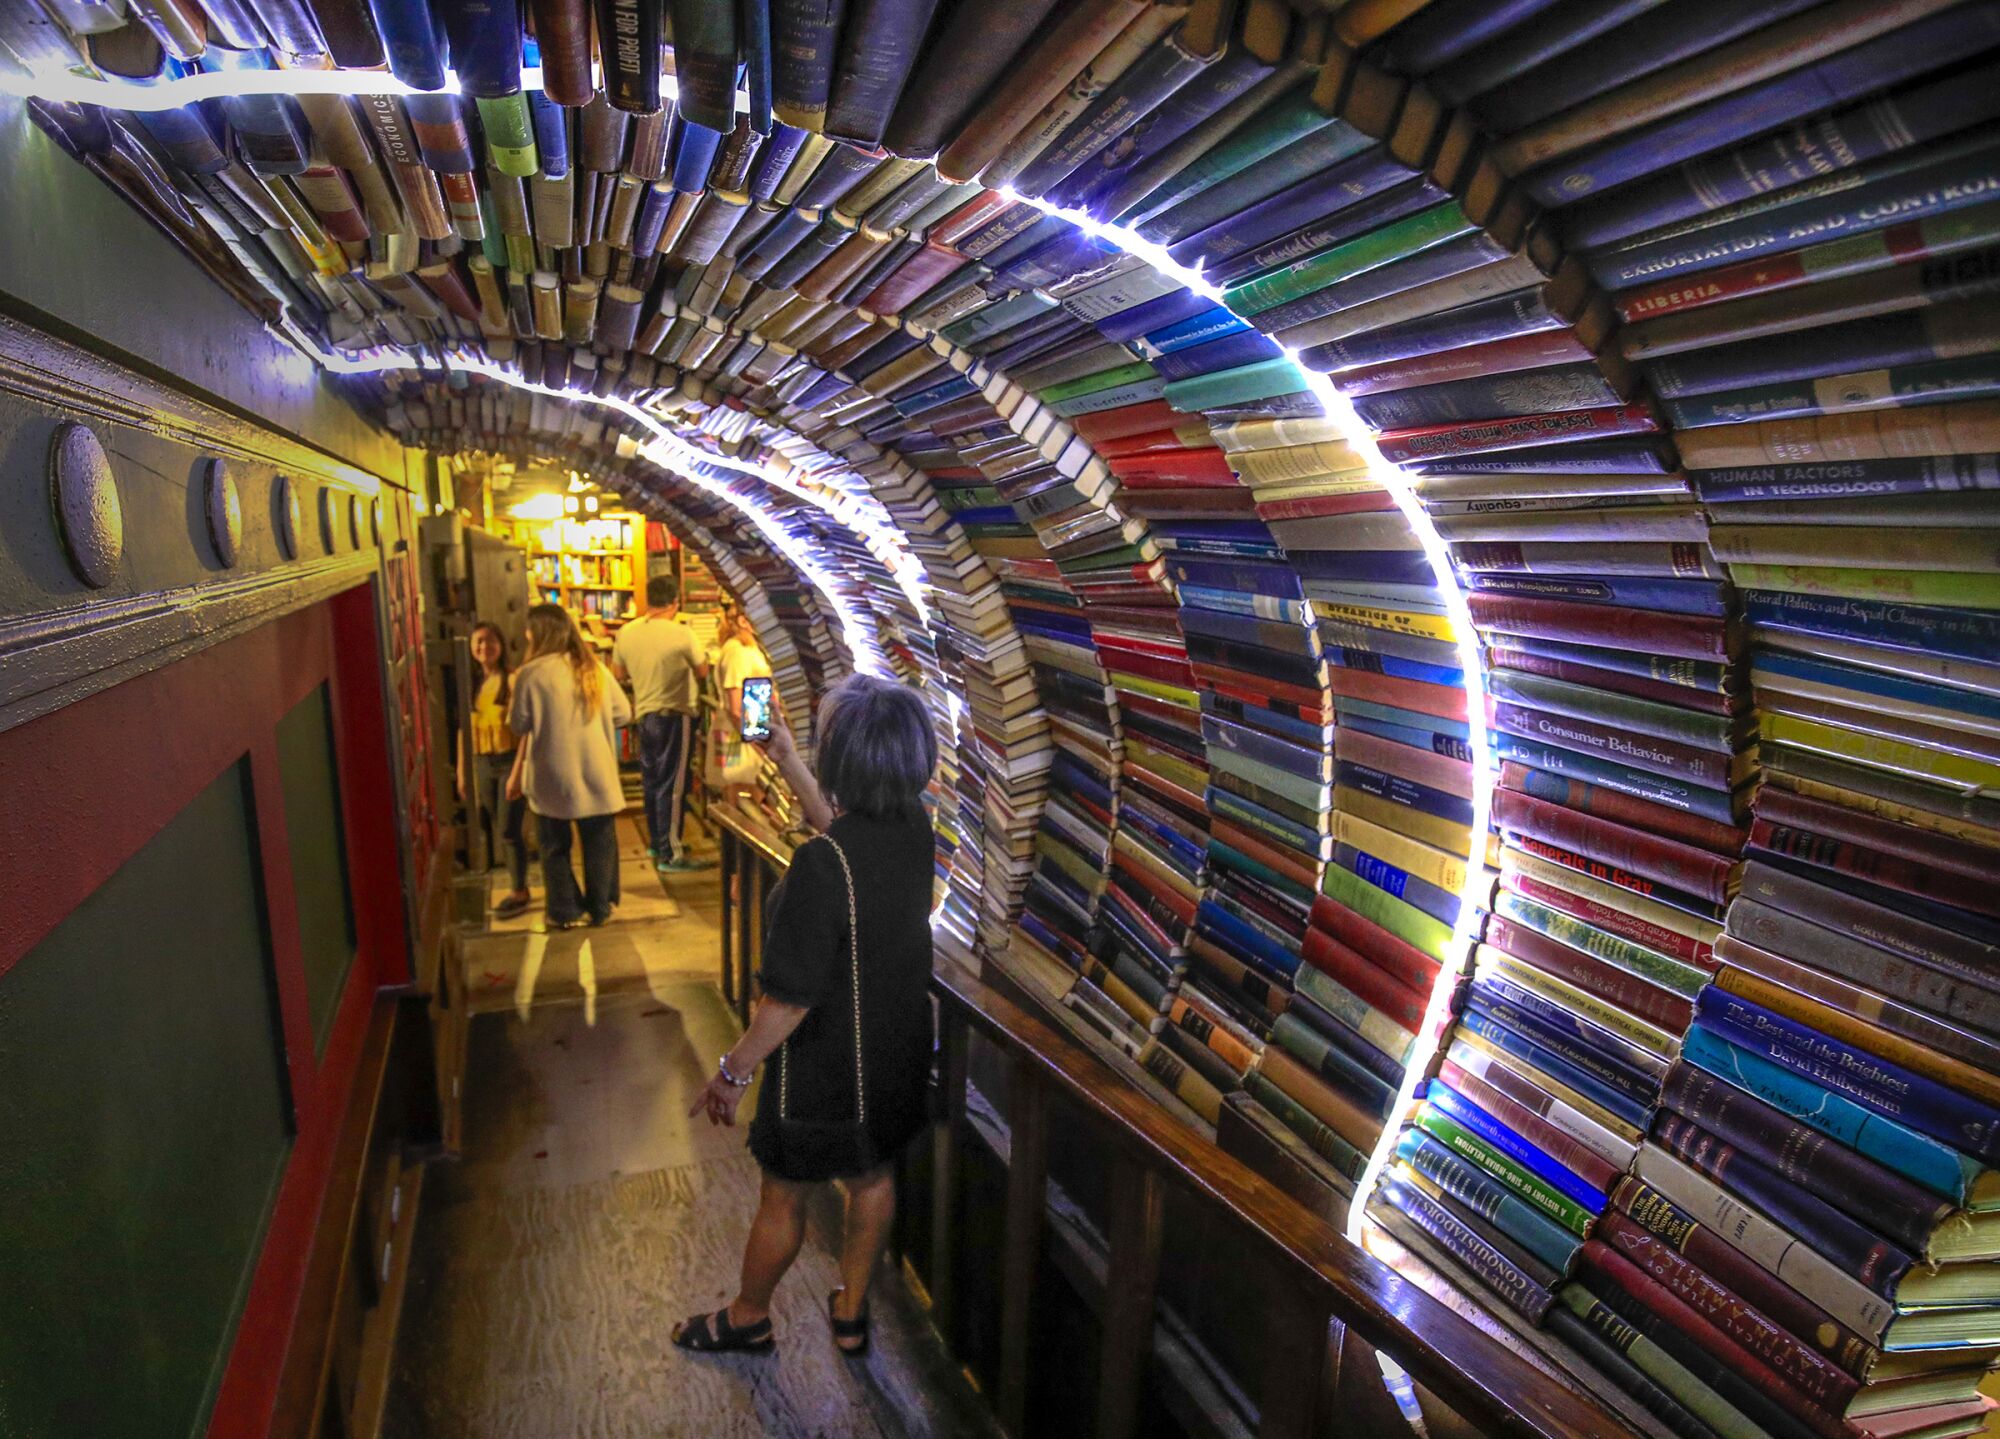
[{"xmin": 518, "ymin": 513, "xmax": 648, "ymax": 630}]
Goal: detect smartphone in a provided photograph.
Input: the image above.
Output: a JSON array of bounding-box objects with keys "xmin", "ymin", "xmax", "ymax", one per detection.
[{"xmin": 740, "ymin": 676, "xmax": 773, "ymax": 743}]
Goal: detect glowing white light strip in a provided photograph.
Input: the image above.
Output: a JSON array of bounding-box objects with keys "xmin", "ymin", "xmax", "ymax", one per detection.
[{"xmin": 1005, "ymin": 186, "xmax": 1495, "ymax": 1242}]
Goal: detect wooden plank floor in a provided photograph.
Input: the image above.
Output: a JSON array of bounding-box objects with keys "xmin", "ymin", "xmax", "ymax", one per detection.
[{"xmin": 384, "ymin": 821, "xmax": 995, "ymax": 1439}]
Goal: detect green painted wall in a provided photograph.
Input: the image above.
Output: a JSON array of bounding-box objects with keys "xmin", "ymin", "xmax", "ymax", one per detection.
[
  {"xmin": 0, "ymin": 760, "xmax": 292, "ymax": 1438},
  {"xmin": 278, "ymin": 682, "xmax": 358, "ymax": 1053}
]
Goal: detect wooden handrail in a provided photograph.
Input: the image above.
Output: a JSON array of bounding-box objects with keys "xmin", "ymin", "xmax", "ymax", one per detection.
[{"xmin": 930, "ymin": 965, "xmax": 1634, "ymax": 1439}]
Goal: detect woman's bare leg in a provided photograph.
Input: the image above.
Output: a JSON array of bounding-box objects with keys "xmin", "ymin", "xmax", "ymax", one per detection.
[
  {"xmin": 729, "ymin": 1171, "xmax": 811, "ymax": 1326},
  {"xmin": 832, "ymin": 1163, "xmax": 896, "ymax": 1337}
]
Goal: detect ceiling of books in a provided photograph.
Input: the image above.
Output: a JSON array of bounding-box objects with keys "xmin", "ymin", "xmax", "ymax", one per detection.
[{"xmin": 8, "ymin": 0, "xmax": 2000, "ymax": 1425}]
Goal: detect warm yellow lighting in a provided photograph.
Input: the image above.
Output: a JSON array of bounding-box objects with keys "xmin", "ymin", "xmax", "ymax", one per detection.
[
  {"xmin": 507, "ymin": 493, "xmax": 566, "ymax": 521},
  {"xmin": 583, "ymin": 494, "xmax": 599, "ymax": 513}
]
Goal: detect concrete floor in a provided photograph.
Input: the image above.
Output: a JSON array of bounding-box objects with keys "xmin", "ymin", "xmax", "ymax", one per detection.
[{"xmin": 384, "ymin": 815, "xmax": 993, "ymax": 1438}]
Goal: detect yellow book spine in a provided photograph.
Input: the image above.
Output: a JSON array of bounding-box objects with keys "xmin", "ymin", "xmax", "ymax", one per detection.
[
  {"xmin": 1760, "ymin": 713, "xmax": 2000, "ymax": 793},
  {"xmin": 1335, "ymin": 784, "xmax": 1473, "ymax": 857},
  {"xmin": 1480, "ymin": 949, "xmax": 1678, "ymax": 1060},
  {"xmin": 1768, "ymin": 773, "xmax": 2000, "ymax": 851},
  {"xmin": 1108, "ymin": 672, "xmax": 1201, "ymax": 709},
  {"xmin": 1333, "ymin": 810, "xmax": 1469, "ymax": 894},
  {"xmin": 1311, "ymin": 599, "xmax": 1460, "ymax": 642}
]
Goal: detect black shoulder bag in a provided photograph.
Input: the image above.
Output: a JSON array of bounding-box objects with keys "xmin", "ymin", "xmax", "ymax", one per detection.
[{"xmin": 774, "ymin": 835, "xmax": 878, "ymax": 1177}]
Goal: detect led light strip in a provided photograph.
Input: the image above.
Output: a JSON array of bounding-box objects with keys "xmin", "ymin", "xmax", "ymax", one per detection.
[{"xmin": 1004, "ymin": 187, "xmax": 1495, "ymax": 1242}]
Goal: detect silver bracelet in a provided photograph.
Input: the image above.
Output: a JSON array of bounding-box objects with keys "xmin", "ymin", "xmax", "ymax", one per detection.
[{"xmin": 718, "ymin": 1054, "xmax": 752, "ymax": 1088}]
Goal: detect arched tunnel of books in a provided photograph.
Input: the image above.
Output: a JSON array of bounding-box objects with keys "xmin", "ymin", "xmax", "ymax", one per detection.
[{"xmin": 4, "ymin": 0, "xmax": 2000, "ymax": 1435}]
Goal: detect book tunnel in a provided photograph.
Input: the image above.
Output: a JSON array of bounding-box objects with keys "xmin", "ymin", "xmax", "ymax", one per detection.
[{"xmin": 1, "ymin": 0, "xmax": 1998, "ymax": 1435}]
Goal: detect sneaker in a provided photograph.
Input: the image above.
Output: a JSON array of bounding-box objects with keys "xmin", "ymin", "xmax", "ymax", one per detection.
[
  {"xmin": 660, "ymin": 855, "xmax": 715, "ymax": 873},
  {"xmin": 494, "ymin": 893, "xmax": 531, "ymax": 920},
  {"xmin": 547, "ymin": 913, "xmax": 587, "ymax": 931}
]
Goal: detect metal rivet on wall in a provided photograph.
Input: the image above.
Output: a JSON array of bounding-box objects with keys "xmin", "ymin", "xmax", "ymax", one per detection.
[
  {"xmin": 275, "ymin": 475, "xmax": 302, "ymax": 559},
  {"xmin": 347, "ymin": 493, "xmax": 362, "ymax": 548},
  {"xmin": 48, "ymin": 420, "xmax": 123, "ymax": 589},
  {"xmin": 203, "ymin": 458, "xmax": 242, "ymax": 568},
  {"xmin": 319, "ymin": 486, "xmax": 341, "ymax": 553},
  {"xmin": 371, "ymin": 497, "xmax": 383, "ymax": 545}
]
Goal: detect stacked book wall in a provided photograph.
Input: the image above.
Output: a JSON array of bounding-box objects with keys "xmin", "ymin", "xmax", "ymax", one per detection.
[{"xmin": 1185, "ymin": 6, "xmax": 2000, "ymax": 1439}]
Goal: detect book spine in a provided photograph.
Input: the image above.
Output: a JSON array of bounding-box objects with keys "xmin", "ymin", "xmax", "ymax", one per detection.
[
  {"xmin": 1229, "ymin": 200, "xmax": 1477, "ymax": 319},
  {"xmin": 1694, "ymin": 988, "xmax": 2000, "ymax": 1167},
  {"xmin": 1488, "ymin": 911, "xmax": 1696, "ymax": 1029},
  {"xmin": 1668, "ymin": 355, "xmax": 2000, "ymax": 431},
  {"xmin": 1468, "ymin": 593, "xmax": 1730, "ymax": 662},
  {"xmin": 1436, "ymin": 1060, "xmax": 1623, "ymax": 1195},
  {"xmin": 1651, "ymin": 1110, "xmax": 1913, "ymax": 1300},
  {"xmin": 770, "ymin": 0, "xmax": 845, "ymax": 131},
  {"xmin": 1353, "ymin": 361, "xmax": 1616, "ymax": 432},
  {"xmin": 824, "ymin": 0, "xmax": 936, "ymax": 147},
  {"xmin": 1491, "ymin": 704, "xmax": 1733, "ymax": 791},
  {"xmin": 1543, "ymin": 1300, "xmax": 1724, "ymax": 1439},
  {"xmin": 1379, "ymin": 1176, "xmax": 1556, "ymax": 1324},
  {"xmin": 1493, "ymin": 737, "xmax": 1741, "ymax": 826},
  {"xmin": 1750, "ymin": 817, "xmax": 1996, "ymax": 919},
  {"xmin": 1304, "ymin": 283, "xmax": 1566, "ymax": 371},
  {"xmin": 1485, "ymin": 668, "xmax": 1735, "ymax": 750},
  {"xmin": 1503, "ymin": 763, "xmax": 1746, "ymax": 856},
  {"xmin": 1427, "ymin": 1079, "xmax": 1610, "ymax": 1213},
  {"xmin": 1503, "ymin": 866, "xmax": 1717, "ymax": 974},
  {"xmin": 1397, "ymin": 1130, "xmax": 1586, "ymax": 1274},
  {"xmin": 1494, "ymin": 789, "xmax": 1735, "ymax": 905},
  {"xmin": 1680, "ymin": 1024, "xmax": 1979, "ymax": 1207},
  {"xmin": 1610, "ymin": 1174, "xmax": 1878, "ymax": 1377}
]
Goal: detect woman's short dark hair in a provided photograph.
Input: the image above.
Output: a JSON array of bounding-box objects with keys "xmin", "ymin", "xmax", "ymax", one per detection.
[{"xmin": 813, "ymin": 674, "xmax": 935, "ymax": 823}]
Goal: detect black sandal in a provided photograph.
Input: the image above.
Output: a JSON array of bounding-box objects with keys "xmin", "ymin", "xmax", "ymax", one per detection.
[
  {"xmin": 829, "ymin": 1289, "xmax": 870, "ymax": 1356},
  {"xmin": 671, "ymin": 1306, "xmax": 774, "ymax": 1355}
]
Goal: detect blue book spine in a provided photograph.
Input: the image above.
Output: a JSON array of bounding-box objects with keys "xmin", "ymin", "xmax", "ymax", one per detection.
[
  {"xmin": 1172, "ymin": 147, "xmax": 1424, "ymax": 269},
  {"xmin": 1196, "ymin": 899, "xmax": 1300, "ymax": 979},
  {"xmin": 528, "ymin": 92, "xmax": 570, "ymax": 178},
  {"xmin": 1208, "ymin": 789, "xmax": 1328, "ymax": 854},
  {"xmin": 1119, "ymin": 807, "xmax": 1207, "ymax": 875},
  {"xmin": 592, "ymin": 0, "xmax": 661, "ymax": 110},
  {"xmin": 894, "ymin": 373, "xmax": 977, "ymax": 414},
  {"xmin": 1353, "ymin": 359, "xmax": 1619, "ymax": 430},
  {"xmin": 1471, "ymin": 975, "xmax": 1664, "ymax": 1092},
  {"xmin": 1015, "ymin": 26, "xmax": 1214, "ymax": 199},
  {"xmin": 1471, "ymin": 993, "xmax": 1660, "ymax": 1115},
  {"xmin": 1202, "ymin": 691, "xmax": 1330, "ymax": 747},
  {"xmin": 1491, "ymin": 734, "xmax": 1739, "ymax": 823},
  {"xmin": 1336, "ymin": 760, "xmax": 1475, "ymax": 828},
  {"xmin": 1200, "ymin": 716, "xmax": 1327, "ymax": 783},
  {"xmin": 1681, "ymin": 1025, "xmax": 1979, "ymax": 1205},
  {"xmin": 1302, "ymin": 283, "xmax": 1564, "ymax": 372},
  {"xmin": 1431, "ymin": 0, "xmax": 1660, "ymax": 106},
  {"xmin": 1458, "ymin": 1003, "xmax": 1654, "ymax": 1128},
  {"xmin": 1398, "ymin": 1131, "xmax": 1586, "ymax": 1274},
  {"xmin": 438, "ymin": 0, "xmax": 523, "ymax": 97},
  {"xmin": 1098, "ymin": 288, "xmax": 1215, "ymax": 344},
  {"xmin": 1175, "ymin": 584, "xmax": 1311, "ymax": 622},
  {"xmin": 741, "ymin": 0, "xmax": 774, "ymax": 132},
  {"xmin": 1474, "ymin": 0, "xmax": 1821, "ymax": 134},
  {"xmin": 1390, "ymin": 0, "xmax": 1567, "ymax": 73},
  {"xmin": 1329, "ymin": 648, "xmax": 1466, "ymax": 689},
  {"xmin": 1570, "ymin": 61, "xmax": 2000, "ymax": 250},
  {"xmin": 1591, "ymin": 135, "xmax": 2000, "ymax": 291},
  {"xmin": 1408, "ymin": 438, "xmax": 1675, "ymax": 475},
  {"xmin": 1141, "ymin": 306, "xmax": 1255, "ymax": 357},
  {"xmin": 770, "ymin": 0, "xmax": 845, "ymax": 127},
  {"xmin": 747, "ymin": 122, "xmax": 807, "ymax": 199},
  {"xmin": 1740, "ymin": 588, "xmax": 2000, "ymax": 665},
  {"xmin": 1334, "ymin": 845, "xmax": 1461, "ymax": 929},
  {"xmin": 1465, "ymin": 572, "xmax": 1729, "ymax": 618},
  {"xmin": 1692, "ymin": 452, "xmax": 2000, "ymax": 501},
  {"xmin": 1647, "ymin": 307, "xmax": 1995, "ymax": 399},
  {"xmin": 1294, "ymin": 549, "xmax": 1439, "ymax": 589},
  {"xmin": 1532, "ymin": 6, "xmax": 2000, "ymax": 210},
  {"xmin": 1338, "ymin": 712, "xmax": 1477, "ymax": 764},
  {"xmin": 1211, "ymin": 177, "xmax": 1449, "ymax": 287},
  {"xmin": 1150, "ymin": 328, "xmax": 1286, "ymax": 382},
  {"xmin": 1057, "ymin": 45, "xmax": 1276, "ymax": 213},
  {"xmin": 1754, "ymin": 651, "xmax": 2000, "ymax": 725},
  {"xmin": 1666, "ymin": 354, "xmax": 2000, "ymax": 429},
  {"xmin": 825, "ymin": 0, "xmax": 941, "ymax": 148},
  {"xmin": 367, "ymin": 0, "xmax": 448, "ymax": 90},
  {"xmin": 670, "ymin": 119, "xmax": 724, "ymax": 193},
  {"xmin": 1166, "ymin": 555, "xmax": 1306, "ymax": 598},
  {"xmin": 1142, "ymin": 118, "xmax": 1378, "ymax": 247},
  {"xmin": 1428, "ymin": 1079, "xmax": 1610, "ymax": 1213},
  {"xmin": 1694, "ymin": 989, "xmax": 2000, "ymax": 1169}
]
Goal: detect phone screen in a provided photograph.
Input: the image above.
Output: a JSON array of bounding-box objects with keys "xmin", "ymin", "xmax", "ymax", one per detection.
[{"xmin": 740, "ymin": 676, "xmax": 773, "ymax": 743}]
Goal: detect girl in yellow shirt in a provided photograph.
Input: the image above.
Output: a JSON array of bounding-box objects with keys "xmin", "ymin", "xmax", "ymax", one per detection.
[{"xmin": 458, "ymin": 622, "xmax": 532, "ymax": 918}]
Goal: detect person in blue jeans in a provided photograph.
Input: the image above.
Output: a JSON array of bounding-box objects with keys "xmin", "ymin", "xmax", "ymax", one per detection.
[
  {"xmin": 508, "ymin": 604, "xmax": 631, "ymax": 928},
  {"xmin": 612, "ymin": 574, "xmax": 711, "ymax": 871}
]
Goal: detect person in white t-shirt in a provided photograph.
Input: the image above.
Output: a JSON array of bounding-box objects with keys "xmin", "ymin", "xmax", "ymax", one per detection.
[{"xmin": 717, "ymin": 609, "xmax": 773, "ymax": 729}]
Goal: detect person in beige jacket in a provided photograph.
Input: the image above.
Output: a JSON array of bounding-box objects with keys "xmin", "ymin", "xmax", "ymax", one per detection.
[{"xmin": 508, "ymin": 604, "xmax": 632, "ymax": 928}]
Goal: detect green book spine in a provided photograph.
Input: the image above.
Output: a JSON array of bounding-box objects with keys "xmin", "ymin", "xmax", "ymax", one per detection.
[
  {"xmin": 1244, "ymin": 1070, "xmax": 1369, "ymax": 1178},
  {"xmin": 1121, "ymin": 87, "xmax": 1331, "ymax": 225},
  {"xmin": 1209, "ymin": 840, "xmax": 1316, "ymax": 907},
  {"xmin": 1413, "ymin": 1104, "xmax": 1596, "ymax": 1236},
  {"xmin": 1227, "ymin": 201, "xmax": 1473, "ymax": 316},
  {"xmin": 1164, "ymin": 357, "xmax": 1310, "ymax": 410},
  {"xmin": 1320, "ymin": 862, "xmax": 1457, "ymax": 964},
  {"xmin": 936, "ymin": 485, "xmax": 1004, "ymax": 511},
  {"xmin": 1485, "ymin": 668, "xmax": 1739, "ymax": 751},
  {"xmin": 1556, "ymin": 1285, "xmax": 1771, "ymax": 1439},
  {"xmin": 1726, "ymin": 563, "xmax": 2000, "ymax": 611},
  {"xmin": 1295, "ymin": 964, "xmax": 1417, "ymax": 1066},
  {"xmin": 1494, "ymin": 891, "xmax": 1708, "ymax": 999},
  {"xmin": 1051, "ymin": 376, "xmax": 1171, "ymax": 418},
  {"xmin": 1038, "ymin": 359, "xmax": 1160, "ymax": 404}
]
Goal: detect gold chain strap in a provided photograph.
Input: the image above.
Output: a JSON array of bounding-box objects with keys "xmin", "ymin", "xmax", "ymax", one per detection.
[{"xmin": 778, "ymin": 834, "xmax": 864, "ymax": 1123}]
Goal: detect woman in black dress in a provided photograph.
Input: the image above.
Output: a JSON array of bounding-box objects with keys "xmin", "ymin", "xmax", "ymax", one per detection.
[{"xmin": 672, "ymin": 673, "xmax": 938, "ymax": 1357}]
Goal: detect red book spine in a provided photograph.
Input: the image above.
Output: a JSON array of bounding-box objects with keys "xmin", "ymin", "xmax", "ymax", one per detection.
[
  {"xmin": 1100, "ymin": 647, "xmax": 1197, "ymax": 688},
  {"xmin": 1489, "ymin": 648, "xmax": 1735, "ymax": 717},
  {"xmin": 1332, "ymin": 328, "xmax": 1596, "ymax": 396},
  {"xmin": 1254, "ymin": 491, "xmax": 1400, "ymax": 521},
  {"xmin": 1110, "ymin": 853, "xmax": 1197, "ymax": 927},
  {"xmin": 1495, "ymin": 788, "xmax": 1736, "ymax": 904},
  {"xmin": 1327, "ymin": 666, "xmax": 1468, "ymax": 722},
  {"xmin": 1468, "ymin": 592, "xmax": 1732, "ymax": 662},
  {"xmin": 1508, "ymin": 833, "xmax": 1718, "ymax": 919},
  {"xmin": 1335, "ymin": 726, "xmax": 1475, "ymax": 799},
  {"xmin": 1610, "ymin": 1177, "xmax": 1875, "ymax": 1380},
  {"xmin": 863, "ymin": 241, "xmax": 971, "ymax": 315},
  {"xmin": 1754, "ymin": 788, "xmax": 1999, "ymax": 887},
  {"xmin": 1498, "ymin": 761, "xmax": 1747, "ymax": 855},
  {"xmin": 1750, "ymin": 818, "xmax": 1998, "ymax": 920},
  {"xmin": 1074, "ymin": 398, "xmax": 1182, "ymax": 444},
  {"xmin": 1375, "ymin": 404, "xmax": 1658, "ymax": 463},
  {"xmin": 1504, "ymin": 869, "xmax": 1716, "ymax": 970},
  {"xmin": 1299, "ymin": 924, "xmax": 1429, "ymax": 1032},
  {"xmin": 1095, "ymin": 427, "xmax": 1190, "ymax": 457},
  {"xmin": 1211, "ymin": 819, "xmax": 1320, "ymax": 892},
  {"xmin": 1122, "ymin": 761, "xmax": 1207, "ymax": 818},
  {"xmin": 1595, "ymin": 1211, "xmax": 1860, "ymax": 1413},
  {"xmin": 1190, "ymin": 663, "xmax": 1327, "ymax": 714},
  {"xmin": 929, "ymin": 190, "xmax": 1017, "ymax": 247},
  {"xmin": 1308, "ymin": 893, "xmax": 1443, "ymax": 996},
  {"xmin": 1438, "ymin": 1058, "xmax": 1622, "ymax": 1194},
  {"xmin": 1107, "ymin": 447, "xmax": 1237, "ymax": 484},
  {"xmin": 1485, "ymin": 914, "xmax": 1693, "ymax": 1035},
  {"xmin": 1579, "ymin": 1242, "xmax": 1851, "ymax": 1439}
]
